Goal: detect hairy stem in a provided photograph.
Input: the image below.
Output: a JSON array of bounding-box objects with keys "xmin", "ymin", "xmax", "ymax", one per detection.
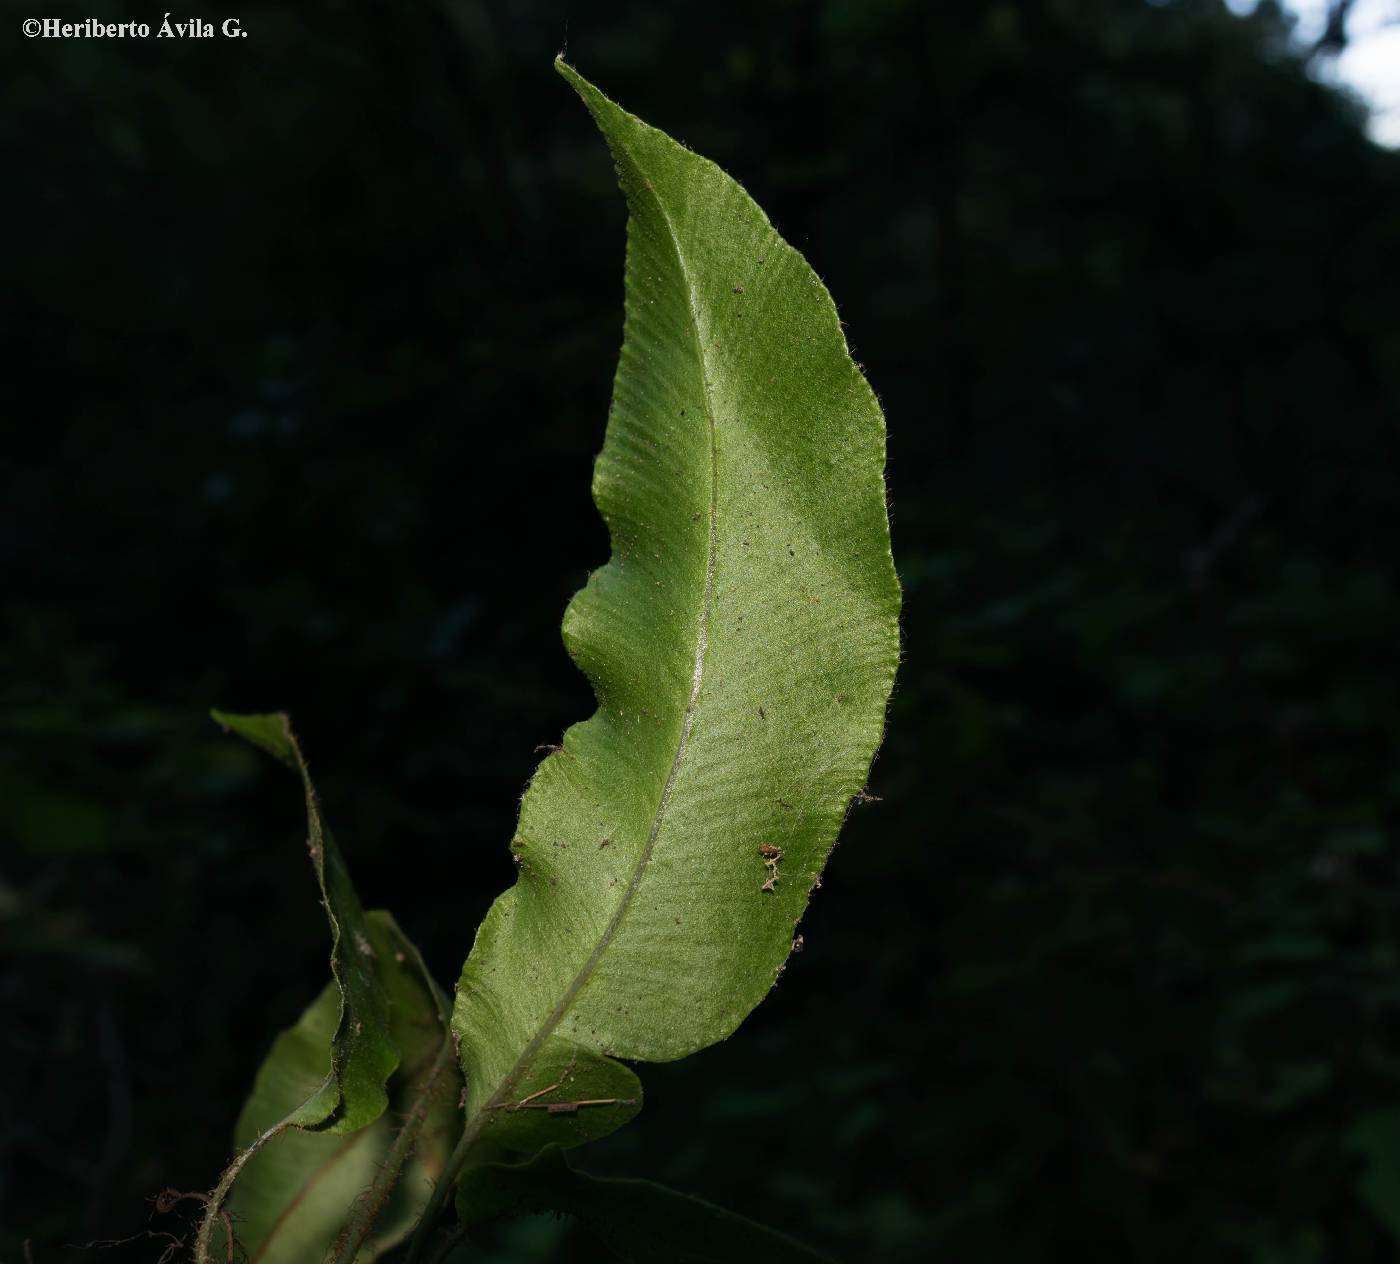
[
  {"xmin": 330, "ymin": 1036, "xmax": 458, "ymax": 1264},
  {"xmin": 402, "ymin": 1109, "xmax": 491, "ymax": 1263},
  {"xmin": 192, "ymin": 1114, "xmax": 298, "ymax": 1264}
]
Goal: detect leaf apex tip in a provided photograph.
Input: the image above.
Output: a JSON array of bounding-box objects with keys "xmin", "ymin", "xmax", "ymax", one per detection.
[
  {"xmin": 553, "ymin": 56, "xmax": 598, "ymax": 101},
  {"xmin": 210, "ymin": 709, "xmax": 299, "ymax": 769}
]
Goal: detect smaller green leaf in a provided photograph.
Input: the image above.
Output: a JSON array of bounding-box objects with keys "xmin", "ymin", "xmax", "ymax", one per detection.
[
  {"xmin": 455, "ymin": 1147, "xmax": 835, "ymax": 1264},
  {"xmin": 197, "ymin": 712, "xmax": 428, "ymax": 1263},
  {"xmin": 211, "ymin": 709, "xmax": 398, "ymax": 1131},
  {"xmin": 213, "ymin": 911, "xmax": 462, "ymax": 1263},
  {"xmin": 213, "ymin": 982, "xmax": 381, "ymax": 1260}
]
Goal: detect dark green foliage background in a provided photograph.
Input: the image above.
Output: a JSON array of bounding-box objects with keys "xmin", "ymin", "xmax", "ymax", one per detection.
[{"xmin": 4, "ymin": 1, "xmax": 1399, "ymax": 1260}]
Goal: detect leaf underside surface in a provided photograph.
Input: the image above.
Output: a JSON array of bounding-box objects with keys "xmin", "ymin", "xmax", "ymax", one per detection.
[{"xmin": 448, "ymin": 61, "xmax": 901, "ymax": 1155}]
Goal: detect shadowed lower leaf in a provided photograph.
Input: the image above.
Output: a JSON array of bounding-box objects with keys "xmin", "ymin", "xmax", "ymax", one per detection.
[
  {"xmin": 210, "ymin": 711, "xmax": 399, "ymax": 1134},
  {"xmin": 211, "ymin": 911, "xmax": 460, "ymax": 1263},
  {"xmin": 198, "ymin": 714, "xmax": 456, "ymax": 1261},
  {"xmin": 456, "ymin": 1147, "xmax": 836, "ymax": 1263}
]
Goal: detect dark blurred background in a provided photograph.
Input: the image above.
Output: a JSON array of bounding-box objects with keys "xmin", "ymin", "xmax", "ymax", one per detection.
[{"xmin": 5, "ymin": 0, "xmax": 1400, "ymax": 1259}]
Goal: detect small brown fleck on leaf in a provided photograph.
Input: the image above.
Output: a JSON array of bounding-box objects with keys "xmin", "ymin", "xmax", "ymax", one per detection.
[{"xmin": 759, "ymin": 844, "xmax": 783, "ymax": 892}]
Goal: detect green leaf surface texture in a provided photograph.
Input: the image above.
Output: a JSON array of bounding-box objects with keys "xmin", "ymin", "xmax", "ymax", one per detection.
[
  {"xmin": 448, "ymin": 62, "xmax": 900, "ymax": 1154},
  {"xmin": 218, "ymin": 912, "xmax": 461, "ymax": 1262},
  {"xmin": 212, "ymin": 710, "xmax": 399, "ymax": 1133},
  {"xmin": 456, "ymin": 1147, "xmax": 835, "ymax": 1263}
]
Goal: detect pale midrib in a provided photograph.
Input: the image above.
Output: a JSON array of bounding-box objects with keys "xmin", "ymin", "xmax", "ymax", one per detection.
[{"xmin": 470, "ymin": 159, "xmax": 720, "ymax": 1125}]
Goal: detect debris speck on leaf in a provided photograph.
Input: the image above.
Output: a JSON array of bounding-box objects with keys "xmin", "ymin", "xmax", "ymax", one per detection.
[{"xmin": 758, "ymin": 844, "xmax": 783, "ymax": 892}]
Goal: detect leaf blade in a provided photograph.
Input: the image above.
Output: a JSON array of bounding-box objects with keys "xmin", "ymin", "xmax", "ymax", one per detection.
[
  {"xmin": 211, "ymin": 710, "xmax": 399, "ymax": 1132},
  {"xmin": 449, "ymin": 61, "xmax": 899, "ymax": 1157},
  {"xmin": 218, "ymin": 912, "xmax": 462, "ymax": 1263},
  {"xmin": 199, "ymin": 714, "xmax": 450, "ymax": 1263},
  {"xmin": 456, "ymin": 1148, "xmax": 835, "ymax": 1264}
]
